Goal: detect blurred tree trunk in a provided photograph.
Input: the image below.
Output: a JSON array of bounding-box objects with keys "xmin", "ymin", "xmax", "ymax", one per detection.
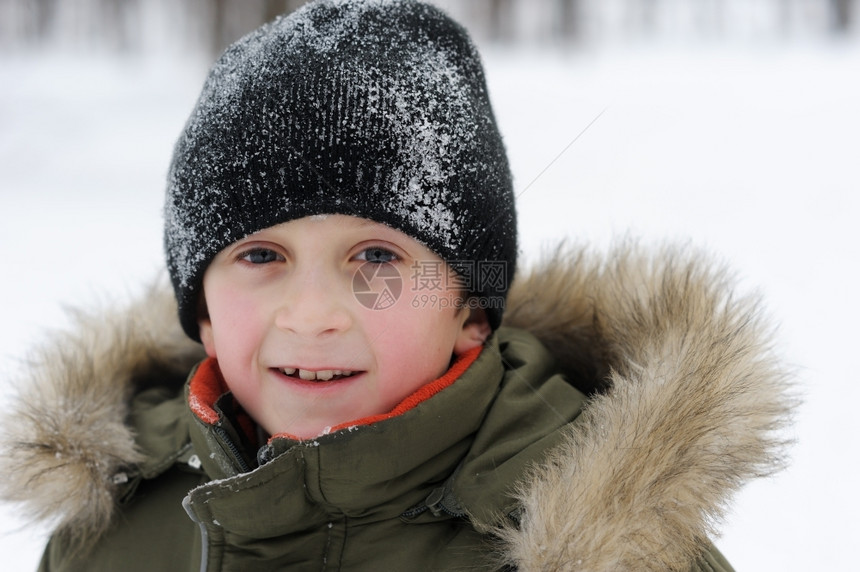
[
  {"xmin": 558, "ymin": 0, "xmax": 582, "ymax": 42},
  {"xmin": 263, "ymin": 0, "xmax": 308, "ymax": 22},
  {"xmin": 100, "ymin": 0, "xmax": 136, "ymax": 52},
  {"xmin": 32, "ymin": 0, "xmax": 57, "ymax": 40},
  {"xmin": 639, "ymin": 0, "xmax": 659, "ymax": 33},
  {"xmin": 487, "ymin": 0, "xmax": 515, "ymax": 42},
  {"xmin": 263, "ymin": 0, "xmax": 305, "ymax": 22},
  {"xmin": 831, "ymin": 0, "xmax": 854, "ymax": 32},
  {"xmin": 263, "ymin": 0, "xmax": 285, "ymax": 23},
  {"xmin": 211, "ymin": 0, "xmax": 229, "ymax": 55},
  {"xmin": 285, "ymin": 0, "xmax": 308, "ymax": 14}
]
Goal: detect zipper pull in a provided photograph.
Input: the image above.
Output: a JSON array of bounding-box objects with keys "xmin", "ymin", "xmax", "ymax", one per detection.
[{"xmin": 257, "ymin": 443, "xmax": 276, "ymax": 466}]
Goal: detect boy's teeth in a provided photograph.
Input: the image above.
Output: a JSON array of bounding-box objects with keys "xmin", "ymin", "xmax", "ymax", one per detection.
[
  {"xmin": 286, "ymin": 368, "xmax": 356, "ymax": 381},
  {"xmin": 298, "ymin": 369, "xmax": 315, "ymax": 380}
]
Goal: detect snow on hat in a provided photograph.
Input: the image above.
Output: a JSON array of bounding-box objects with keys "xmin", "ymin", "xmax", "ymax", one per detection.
[{"xmin": 165, "ymin": 0, "xmax": 516, "ymax": 341}]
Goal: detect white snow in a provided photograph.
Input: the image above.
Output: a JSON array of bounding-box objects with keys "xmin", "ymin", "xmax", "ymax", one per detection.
[{"xmin": 2, "ymin": 37, "xmax": 859, "ymax": 570}]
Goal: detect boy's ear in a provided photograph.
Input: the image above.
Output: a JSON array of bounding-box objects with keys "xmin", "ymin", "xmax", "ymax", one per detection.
[
  {"xmin": 197, "ymin": 296, "xmax": 218, "ymax": 358},
  {"xmin": 454, "ymin": 307, "xmax": 491, "ymax": 355},
  {"xmin": 197, "ymin": 318, "xmax": 217, "ymax": 357},
  {"xmin": 198, "ymin": 317, "xmax": 218, "ymax": 358}
]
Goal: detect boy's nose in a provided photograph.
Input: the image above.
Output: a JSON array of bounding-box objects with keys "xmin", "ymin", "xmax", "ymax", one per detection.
[{"xmin": 273, "ymin": 273, "xmax": 353, "ymax": 338}]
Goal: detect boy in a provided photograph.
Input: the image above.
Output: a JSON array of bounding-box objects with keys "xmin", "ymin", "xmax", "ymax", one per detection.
[{"xmin": 1, "ymin": 1, "xmax": 792, "ymax": 570}]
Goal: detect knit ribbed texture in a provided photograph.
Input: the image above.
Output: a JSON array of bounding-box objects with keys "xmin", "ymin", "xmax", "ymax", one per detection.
[{"xmin": 165, "ymin": 0, "xmax": 516, "ymax": 340}]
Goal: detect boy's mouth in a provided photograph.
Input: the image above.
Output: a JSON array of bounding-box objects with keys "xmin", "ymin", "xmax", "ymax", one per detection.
[{"xmin": 276, "ymin": 367, "xmax": 360, "ymax": 382}]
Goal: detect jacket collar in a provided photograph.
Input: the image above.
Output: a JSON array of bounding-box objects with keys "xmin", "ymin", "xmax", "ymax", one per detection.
[{"xmin": 182, "ymin": 337, "xmax": 502, "ymax": 535}]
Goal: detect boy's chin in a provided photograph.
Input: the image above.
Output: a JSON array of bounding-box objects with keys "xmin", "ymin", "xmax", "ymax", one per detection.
[{"xmin": 268, "ymin": 421, "xmax": 349, "ymax": 441}]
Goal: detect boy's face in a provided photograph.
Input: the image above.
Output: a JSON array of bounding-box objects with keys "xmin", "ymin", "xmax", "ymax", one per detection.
[{"xmin": 198, "ymin": 215, "xmax": 489, "ymax": 439}]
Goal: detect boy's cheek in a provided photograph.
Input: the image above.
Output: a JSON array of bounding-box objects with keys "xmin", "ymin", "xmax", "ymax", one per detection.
[
  {"xmin": 201, "ymin": 287, "xmax": 266, "ymax": 350},
  {"xmin": 404, "ymin": 291, "xmax": 464, "ymax": 316}
]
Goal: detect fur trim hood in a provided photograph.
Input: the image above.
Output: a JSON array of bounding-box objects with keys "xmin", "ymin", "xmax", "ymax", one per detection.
[{"xmin": 0, "ymin": 242, "xmax": 794, "ymax": 570}]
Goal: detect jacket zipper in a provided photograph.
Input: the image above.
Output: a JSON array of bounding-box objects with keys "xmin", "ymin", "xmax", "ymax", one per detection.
[
  {"xmin": 401, "ymin": 504, "xmax": 429, "ymax": 519},
  {"xmin": 182, "ymin": 424, "xmax": 249, "ymax": 572},
  {"xmin": 214, "ymin": 425, "xmax": 252, "ymax": 473}
]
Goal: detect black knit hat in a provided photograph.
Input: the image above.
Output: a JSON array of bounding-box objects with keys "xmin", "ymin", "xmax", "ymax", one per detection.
[{"xmin": 165, "ymin": 0, "xmax": 516, "ymax": 341}]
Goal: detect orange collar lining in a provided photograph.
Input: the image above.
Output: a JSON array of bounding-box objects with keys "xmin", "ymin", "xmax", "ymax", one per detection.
[{"xmin": 188, "ymin": 358, "xmax": 227, "ymax": 425}]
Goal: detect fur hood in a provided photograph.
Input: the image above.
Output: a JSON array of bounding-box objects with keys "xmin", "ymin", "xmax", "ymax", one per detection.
[{"xmin": 0, "ymin": 241, "xmax": 794, "ymax": 571}]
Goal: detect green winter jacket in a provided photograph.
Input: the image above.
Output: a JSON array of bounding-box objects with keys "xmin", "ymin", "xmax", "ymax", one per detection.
[{"xmin": 2, "ymin": 244, "xmax": 792, "ymax": 571}]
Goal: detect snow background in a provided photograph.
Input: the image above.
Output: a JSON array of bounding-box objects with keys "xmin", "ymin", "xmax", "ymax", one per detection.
[{"xmin": 1, "ymin": 21, "xmax": 858, "ymax": 572}]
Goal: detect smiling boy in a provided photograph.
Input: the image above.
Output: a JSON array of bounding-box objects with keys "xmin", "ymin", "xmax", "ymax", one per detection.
[
  {"xmin": 3, "ymin": 1, "xmax": 794, "ymax": 571},
  {"xmin": 154, "ymin": 1, "xmax": 586, "ymax": 565}
]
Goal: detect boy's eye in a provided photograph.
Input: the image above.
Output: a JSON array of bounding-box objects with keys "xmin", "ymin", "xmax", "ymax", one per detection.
[
  {"xmin": 356, "ymin": 247, "xmax": 398, "ymax": 264},
  {"xmin": 240, "ymin": 248, "xmax": 282, "ymax": 264}
]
